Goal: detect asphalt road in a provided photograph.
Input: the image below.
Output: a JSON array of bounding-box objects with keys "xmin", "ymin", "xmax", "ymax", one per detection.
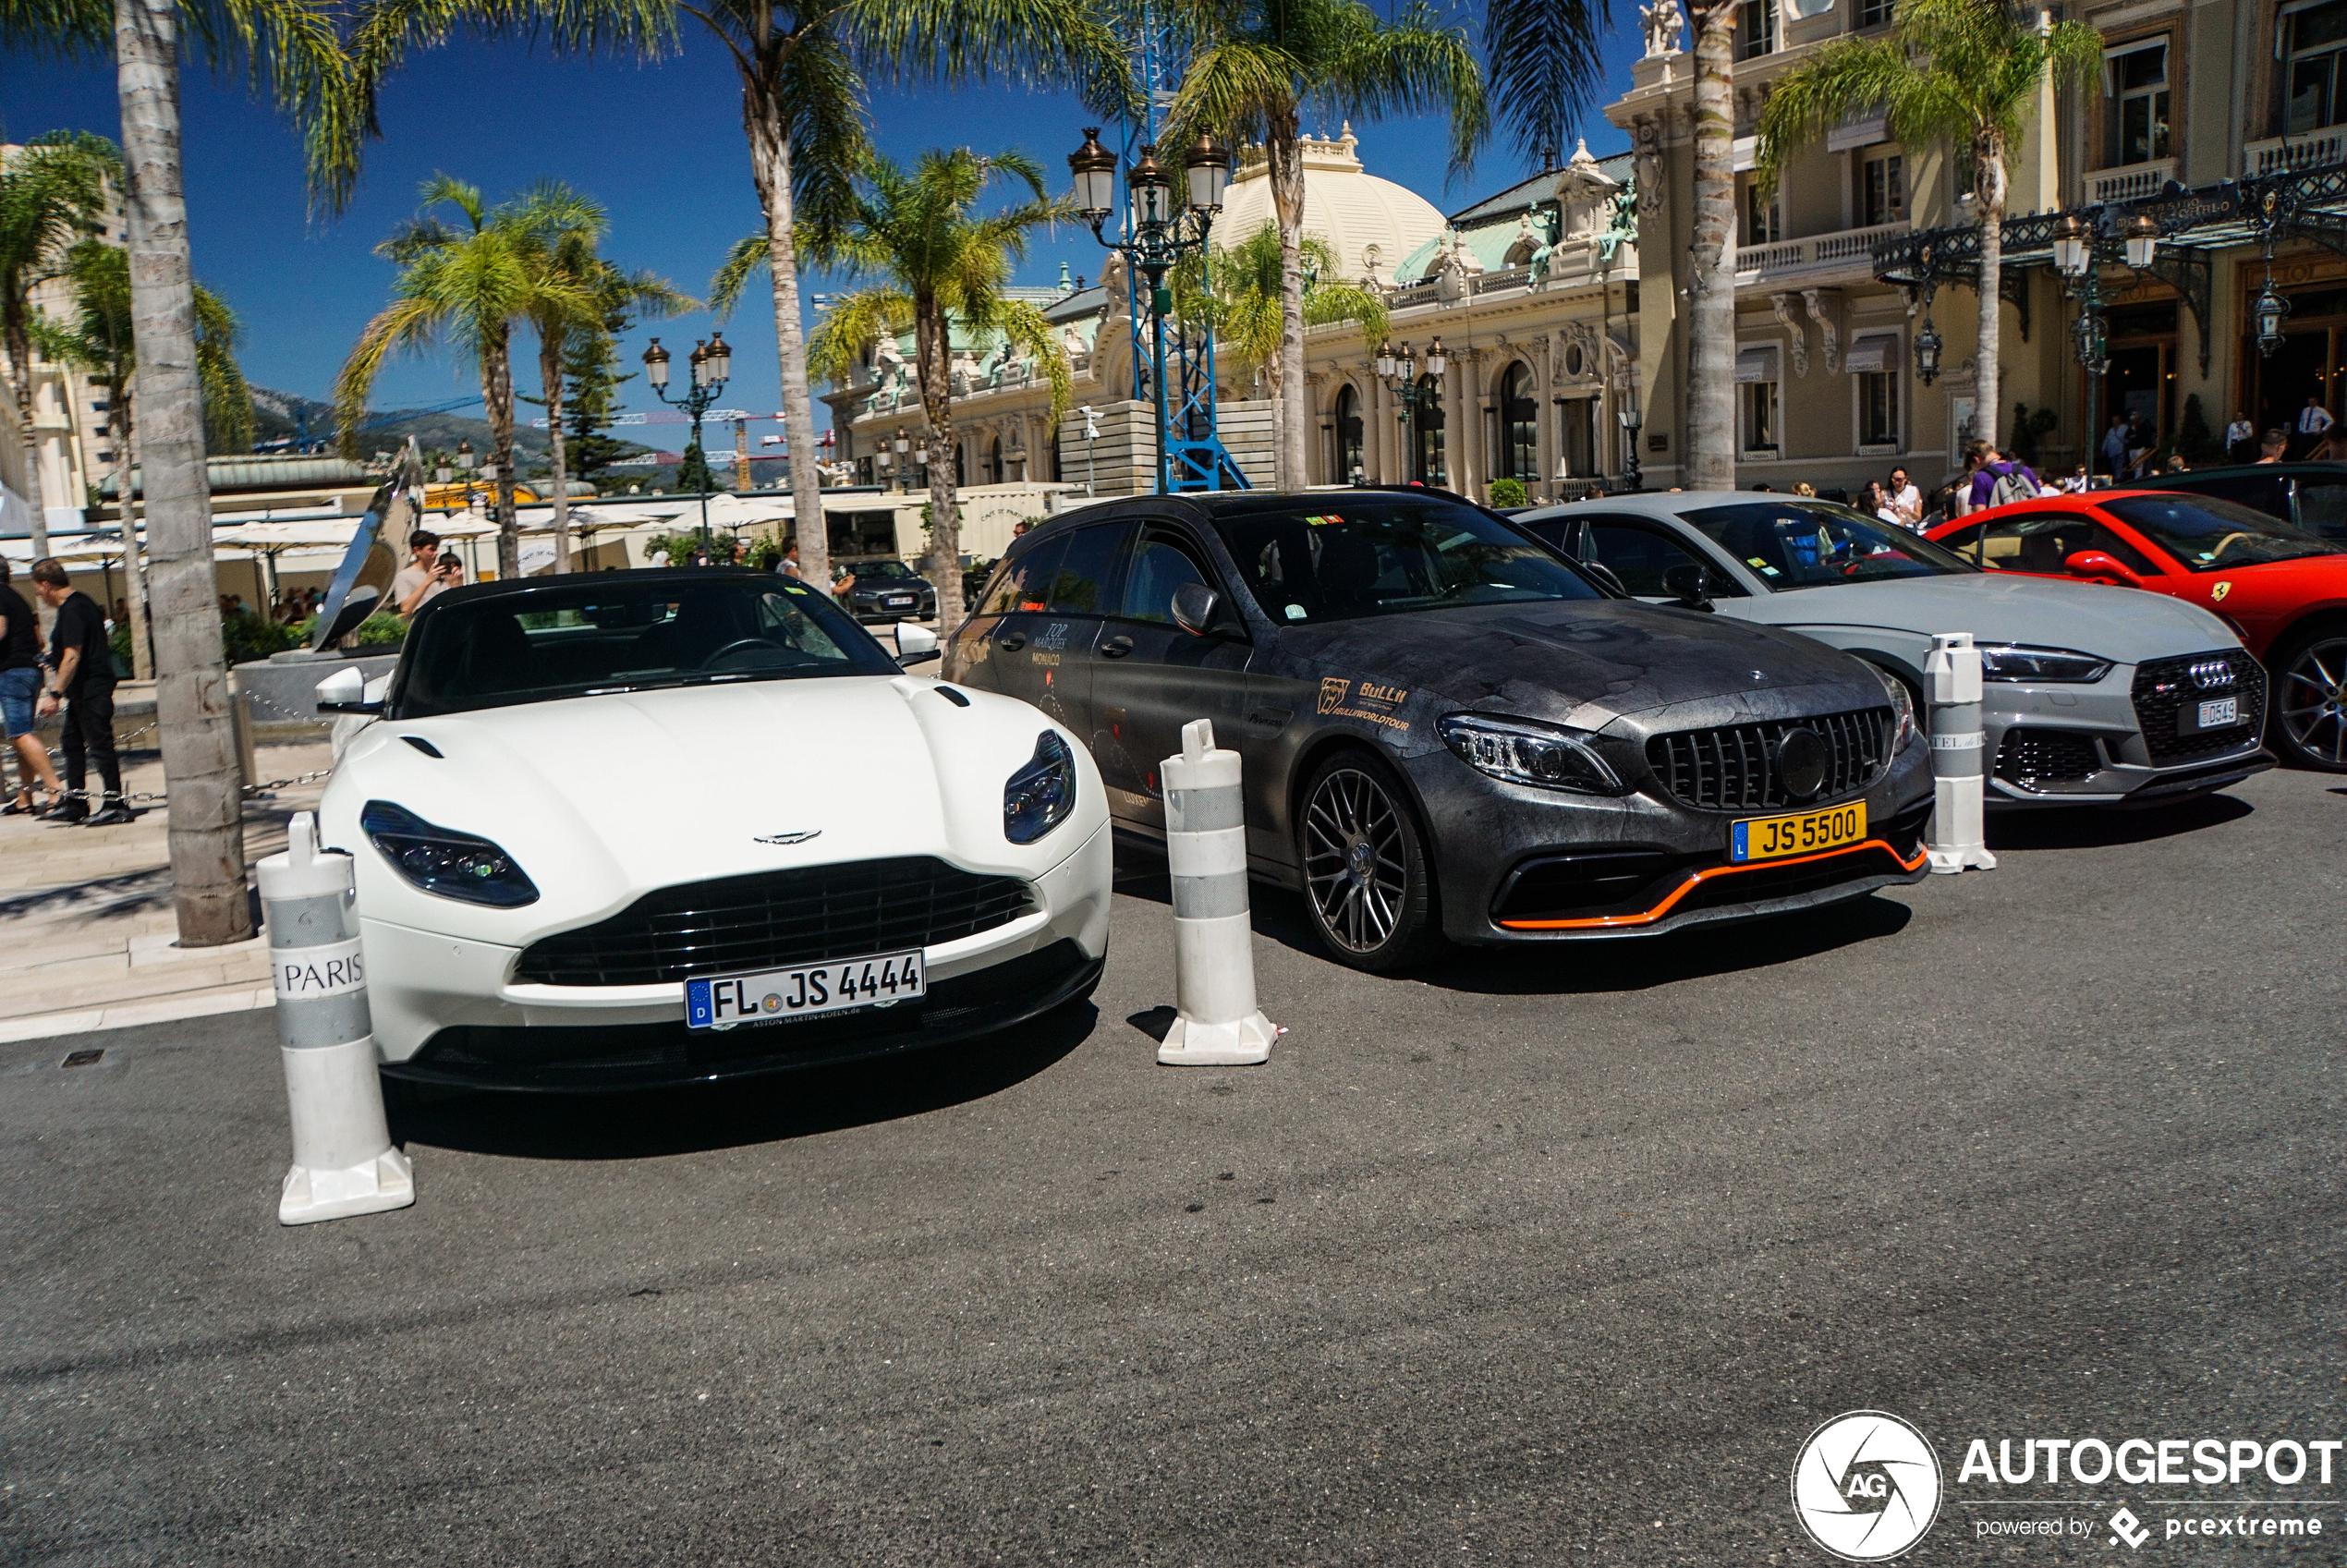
[{"xmin": 3, "ymin": 770, "xmax": 2342, "ymax": 1566}]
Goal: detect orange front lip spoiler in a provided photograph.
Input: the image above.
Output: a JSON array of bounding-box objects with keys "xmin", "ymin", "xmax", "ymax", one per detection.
[{"xmin": 1495, "ymin": 837, "xmax": 1931, "ymax": 931}]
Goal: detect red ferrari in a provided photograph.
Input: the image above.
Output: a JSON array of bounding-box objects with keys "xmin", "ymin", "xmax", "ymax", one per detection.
[{"xmin": 1927, "ymin": 492, "xmax": 2347, "ymax": 771}]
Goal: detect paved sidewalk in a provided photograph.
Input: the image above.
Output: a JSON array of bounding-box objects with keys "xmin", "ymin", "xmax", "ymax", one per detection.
[{"xmin": 0, "ymin": 741, "xmax": 331, "ymax": 1043}]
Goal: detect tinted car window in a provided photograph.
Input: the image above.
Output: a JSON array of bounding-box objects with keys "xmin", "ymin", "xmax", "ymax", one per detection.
[
  {"xmin": 1119, "ymin": 533, "xmax": 1212, "ymax": 624},
  {"xmin": 1217, "ymin": 497, "xmax": 1602, "ymax": 626},
  {"xmin": 1587, "ymin": 522, "xmax": 1733, "ymax": 596},
  {"xmin": 1939, "ymin": 513, "xmax": 2157, "ymax": 575},
  {"xmin": 852, "ymin": 559, "xmax": 919, "ymax": 579},
  {"xmin": 2291, "ymin": 478, "xmax": 2347, "ymax": 539},
  {"xmin": 395, "ymin": 577, "xmax": 895, "ymax": 718},
  {"xmin": 1045, "ymin": 523, "xmax": 1133, "ymax": 614},
  {"xmin": 2099, "ymin": 494, "xmax": 2346, "ymax": 571},
  {"xmin": 980, "ymin": 537, "xmax": 1067, "ymax": 614},
  {"xmin": 1681, "ymin": 501, "xmax": 1976, "ymax": 589},
  {"xmin": 2171, "ymin": 474, "xmax": 2289, "ymax": 521}
]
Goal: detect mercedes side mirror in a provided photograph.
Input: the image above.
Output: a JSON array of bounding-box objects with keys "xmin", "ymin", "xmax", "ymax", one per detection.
[
  {"xmin": 2062, "ymin": 550, "xmax": 2146, "ymax": 588},
  {"xmin": 895, "ymin": 623, "xmax": 941, "ymax": 666},
  {"xmin": 315, "ymin": 665, "xmax": 383, "ymax": 715},
  {"xmin": 1170, "ymin": 581, "xmax": 1221, "ymax": 638},
  {"xmin": 1661, "ymin": 563, "xmax": 1715, "ymax": 612}
]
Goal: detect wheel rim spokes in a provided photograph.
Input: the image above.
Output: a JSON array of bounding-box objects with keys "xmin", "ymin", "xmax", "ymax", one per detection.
[
  {"xmin": 1304, "ymin": 768, "xmax": 1407, "ymax": 953},
  {"xmin": 2282, "ymin": 638, "xmax": 2347, "ymax": 762}
]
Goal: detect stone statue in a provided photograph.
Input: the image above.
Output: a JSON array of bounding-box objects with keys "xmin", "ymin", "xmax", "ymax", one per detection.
[
  {"xmin": 1640, "ymin": 0, "xmax": 1684, "ymax": 57},
  {"xmin": 1062, "ymin": 321, "xmax": 1091, "ymax": 371},
  {"xmin": 1526, "ymin": 207, "xmax": 1560, "ymax": 287}
]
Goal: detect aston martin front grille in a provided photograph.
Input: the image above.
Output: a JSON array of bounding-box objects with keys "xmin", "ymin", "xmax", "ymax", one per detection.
[
  {"xmin": 1645, "ymin": 707, "xmax": 1892, "ymax": 811},
  {"xmin": 515, "ymin": 857, "xmax": 1034, "ymax": 987},
  {"xmin": 2132, "ymin": 650, "xmax": 2267, "ymax": 763}
]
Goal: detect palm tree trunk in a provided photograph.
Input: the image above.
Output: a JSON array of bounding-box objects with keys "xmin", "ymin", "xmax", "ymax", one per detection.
[
  {"xmin": 1269, "ymin": 115, "xmax": 1307, "ymax": 491},
  {"xmin": 745, "ymin": 77, "xmax": 833, "ymax": 604},
  {"xmin": 115, "ymin": 0, "xmax": 249, "ymax": 945},
  {"xmin": 541, "ymin": 331, "xmax": 572, "ymax": 573},
  {"xmin": 1974, "ymin": 133, "xmax": 2006, "ymax": 449},
  {"xmin": 1684, "ymin": 0, "xmax": 1740, "ymax": 491},
  {"xmin": 114, "ymin": 386, "xmax": 153, "ymax": 681},
  {"xmin": 484, "ymin": 326, "xmax": 518, "ymax": 578},
  {"xmin": 6, "ymin": 323, "xmax": 55, "ymax": 593},
  {"xmin": 916, "ymin": 297, "xmax": 964, "ymax": 638}
]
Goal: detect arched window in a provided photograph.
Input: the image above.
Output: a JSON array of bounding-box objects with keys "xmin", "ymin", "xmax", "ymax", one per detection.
[
  {"xmin": 1411, "ymin": 373, "xmax": 1447, "ymax": 485},
  {"xmin": 988, "ymin": 436, "xmax": 1003, "ymax": 485},
  {"xmin": 1335, "ymin": 384, "xmax": 1365, "ymax": 482},
  {"xmin": 1502, "ymin": 362, "xmax": 1539, "ymax": 481}
]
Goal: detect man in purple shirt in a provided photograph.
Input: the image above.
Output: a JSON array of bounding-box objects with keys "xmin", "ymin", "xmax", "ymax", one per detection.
[{"xmin": 1965, "ymin": 442, "xmax": 2041, "ymax": 511}]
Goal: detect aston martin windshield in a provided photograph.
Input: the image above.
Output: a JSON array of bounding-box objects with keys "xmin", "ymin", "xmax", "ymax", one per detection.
[
  {"xmin": 392, "ymin": 575, "xmax": 898, "ymax": 718},
  {"xmin": 2100, "ymin": 494, "xmax": 2346, "ymax": 571},
  {"xmin": 1682, "ymin": 501, "xmax": 1976, "ymax": 590},
  {"xmin": 1216, "ymin": 497, "xmax": 1605, "ymax": 626}
]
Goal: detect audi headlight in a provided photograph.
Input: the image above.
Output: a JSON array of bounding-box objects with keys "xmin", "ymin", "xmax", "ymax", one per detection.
[
  {"xmin": 1976, "ymin": 644, "xmax": 2113, "ymax": 684},
  {"xmin": 1004, "ymin": 731, "xmax": 1077, "ymax": 844},
  {"xmin": 1866, "ymin": 663, "xmax": 1918, "ymax": 750},
  {"xmin": 360, "ymin": 800, "xmax": 540, "ymax": 907},
  {"xmin": 1438, "ymin": 712, "xmax": 1629, "ymax": 796}
]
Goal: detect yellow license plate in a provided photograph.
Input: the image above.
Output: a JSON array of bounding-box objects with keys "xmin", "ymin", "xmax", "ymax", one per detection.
[{"xmin": 1730, "ymin": 801, "xmax": 1867, "ymax": 863}]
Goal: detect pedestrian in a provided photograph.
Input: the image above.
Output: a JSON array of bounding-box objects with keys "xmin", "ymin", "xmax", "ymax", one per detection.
[
  {"xmin": 1885, "ymin": 466, "xmax": 1924, "ymax": 529},
  {"xmin": 1584, "ymin": 482, "xmax": 1607, "ymax": 501},
  {"xmin": 2164, "ymin": 452, "xmax": 2189, "ymax": 473},
  {"xmin": 2059, "ymin": 464, "xmax": 2091, "ymax": 493},
  {"xmin": 1791, "ymin": 480, "xmax": 1817, "ymax": 497},
  {"xmin": 1861, "ymin": 480, "xmax": 1900, "ymax": 526},
  {"xmin": 2297, "ymin": 395, "xmax": 2334, "ymax": 457},
  {"xmin": 0, "ymin": 559, "xmax": 67, "ymax": 818},
  {"xmin": 28, "ymin": 559, "xmax": 128, "ymax": 826},
  {"xmin": 780, "ymin": 540, "xmax": 803, "ymax": 579},
  {"xmin": 1966, "ymin": 441, "xmax": 2042, "ymax": 512},
  {"xmin": 2122, "ymin": 412, "xmax": 2153, "ymax": 479},
  {"xmin": 392, "ymin": 529, "xmax": 454, "ymax": 617},
  {"xmin": 2225, "ymin": 410, "xmax": 2255, "ymax": 463},
  {"xmin": 2101, "ymin": 414, "xmax": 2129, "ymax": 479},
  {"xmin": 2256, "ymin": 428, "xmax": 2288, "ymax": 464}
]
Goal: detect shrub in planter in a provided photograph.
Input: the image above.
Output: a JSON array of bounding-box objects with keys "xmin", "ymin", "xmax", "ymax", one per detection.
[{"xmin": 1487, "ymin": 477, "xmax": 1527, "ymax": 508}]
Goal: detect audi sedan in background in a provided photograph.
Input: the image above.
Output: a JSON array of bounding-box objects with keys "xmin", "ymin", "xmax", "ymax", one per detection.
[
  {"xmin": 838, "ymin": 557, "xmax": 939, "ymax": 623},
  {"xmin": 1926, "ymin": 492, "xmax": 2347, "ymax": 772},
  {"xmin": 1517, "ymin": 492, "xmax": 2274, "ymax": 808},
  {"xmin": 316, "ymin": 569, "xmax": 1110, "ymax": 1089},
  {"xmin": 945, "ymin": 490, "xmax": 1933, "ymax": 972}
]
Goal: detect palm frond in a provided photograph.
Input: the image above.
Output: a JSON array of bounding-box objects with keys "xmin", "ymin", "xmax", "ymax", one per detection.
[
  {"xmin": 804, "ymin": 286, "xmax": 913, "ymax": 383},
  {"xmin": 710, "ymin": 232, "xmax": 773, "ymax": 319},
  {"xmin": 1482, "ymin": 0, "xmax": 1611, "ymax": 170}
]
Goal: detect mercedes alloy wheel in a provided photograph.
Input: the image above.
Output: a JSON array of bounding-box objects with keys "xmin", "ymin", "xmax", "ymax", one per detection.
[{"xmin": 1297, "ymin": 751, "xmax": 1441, "ymax": 971}]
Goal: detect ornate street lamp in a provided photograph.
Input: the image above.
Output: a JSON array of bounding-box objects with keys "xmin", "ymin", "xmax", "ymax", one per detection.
[
  {"xmin": 2254, "ymin": 276, "xmax": 2292, "ymax": 358},
  {"xmin": 2050, "ymin": 213, "xmax": 2091, "ymax": 278},
  {"xmin": 1380, "ymin": 337, "xmax": 1447, "ymax": 484},
  {"xmin": 1618, "ymin": 399, "xmax": 1644, "ymax": 493},
  {"xmin": 1914, "ymin": 314, "xmax": 1943, "ymax": 386},
  {"xmin": 643, "ymin": 332, "xmax": 730, "ymax": 557},
  {"xmin": 2123, "ymin": 213, "xmax": 2160, "ymax": 270}
]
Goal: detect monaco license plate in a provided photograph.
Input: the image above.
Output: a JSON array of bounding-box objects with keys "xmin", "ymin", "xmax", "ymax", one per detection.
[
  {"xmin": 2183, "ymin": 696, "xmax": 2238, "ymax": 734},
  {"xmin": 1730, "ymin": 801, "xmax": 1867, "ymax": 864},
  {"xmin": 883, "ymin": 595, "xmax": 916, "ymax": 608},
  {"xmin": 685, "ymin": 949, "xmax": 925, "ymax": 1031}
]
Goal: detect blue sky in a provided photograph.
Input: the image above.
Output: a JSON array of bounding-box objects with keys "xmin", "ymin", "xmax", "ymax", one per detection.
[{"xmin": 5, "ymin": 21, "xmax": 1640, "ymax": 431}]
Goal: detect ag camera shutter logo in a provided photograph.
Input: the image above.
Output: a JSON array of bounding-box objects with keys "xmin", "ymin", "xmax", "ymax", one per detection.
[{"xmin": 1791, "ymin": 1410, "xmax": 1943, "ymax": 1561}]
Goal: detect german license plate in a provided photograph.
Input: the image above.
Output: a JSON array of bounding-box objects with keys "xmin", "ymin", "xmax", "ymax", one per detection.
[
  {"xmin": 1730, "ymin": 801, "xmax": 1867, "ymax": 864},
  {"xmin": 685, "ymin": 949, "xmax": 924, "ymax": 1030},
  {"xmin": 2183, "ymin": 696, "xmax": 2237, "ymax": 734}
]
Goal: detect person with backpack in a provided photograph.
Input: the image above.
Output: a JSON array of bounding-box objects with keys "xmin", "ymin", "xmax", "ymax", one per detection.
[{"xmin": 1965, "ymin": 441, "xmax": 2042, "ymax": 512}]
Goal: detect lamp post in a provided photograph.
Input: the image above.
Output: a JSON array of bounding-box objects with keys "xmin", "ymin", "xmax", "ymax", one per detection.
[
  {"xmin": 1618, "ymin": 398, "xmax": 1644, "ymax": 493},
  {"xmin": 1067, "ymin": 126, "xmax": 1229, "ymax": 493},
  {"xmin": 1376, "ymin": 337, "xmax": 1447, "ymax": 485},
  {"xmin": 642, "ymin": 332, "xmax": 732, "ymax": 558},
  {"xmin": 2051, "ymin": 212, "xmax": 2126, "ymax": 480}
]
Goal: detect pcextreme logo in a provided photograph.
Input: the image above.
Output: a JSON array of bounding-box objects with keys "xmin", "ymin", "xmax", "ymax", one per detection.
[{"xmin": 1792, "ymin": 1410, "xmax": 1944, "ymax": 1562}]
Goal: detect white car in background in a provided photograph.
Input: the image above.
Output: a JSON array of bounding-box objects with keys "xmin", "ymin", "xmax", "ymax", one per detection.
[{"xmin": 314, "ymin": 568, "xmax": 1111, "ymax": 1090}]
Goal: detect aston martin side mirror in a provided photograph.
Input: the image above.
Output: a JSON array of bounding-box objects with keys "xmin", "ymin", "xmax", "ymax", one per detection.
[
  {"xmin": 1662, "ymin": 563, "xmax": 1715, "ymax": 612},
  {"xmin": 1171, "ymin": 581, "xmax": 1221, "ymax": 637},
  {"xmin": 2062, "ymin": 550, "xmax": 2146, "ymax": 589},
  {"xmin": 315, "ymin": 665, "xmax": 383, "ymax": 714},
  {"xmin": 895, "ymin": 623, "xmax": 942, "ymax": 665}
]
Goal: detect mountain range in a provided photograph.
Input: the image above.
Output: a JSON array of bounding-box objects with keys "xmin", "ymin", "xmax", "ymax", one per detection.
[{"xmin": 248, "ymin": 387, "xmax": 651, "ymax": 467}]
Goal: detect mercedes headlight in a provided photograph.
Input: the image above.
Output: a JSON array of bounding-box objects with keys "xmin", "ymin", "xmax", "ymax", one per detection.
[
  {"xmin": 1438, "ymin": 712, "xmax": 1628, "ymax": 796},
  {"xmin": 1976, "ymin": 644, "xmax": 2113, "ymax": 684},
  {"xmin": 1004, "ymin": 731, "xmax": 1077, "ymax": 844},
  {"xmin": 360, "ymin": 801, "xmax": 540, "ymax": 906},
  {"xmin": 1865, "ymin": 663, "xmax": 1918, "ymax": 750}
]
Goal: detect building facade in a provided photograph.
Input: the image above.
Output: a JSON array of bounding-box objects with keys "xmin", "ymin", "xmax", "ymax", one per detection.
[{"xmin": 0, "ymin": 143, "xmax": 121, "ymax": 537}]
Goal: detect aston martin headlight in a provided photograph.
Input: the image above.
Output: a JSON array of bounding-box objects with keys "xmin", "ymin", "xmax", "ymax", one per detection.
[
  {"xmin": 1866, "ymin": 663, "xmax": 1918, "ymax": 750},
  {"xmin": 1437, "ymin": 712, "xmax": 1628, "ymax": 796},
  {"xmin": 1004, "ymin": 731, "xmax": 1077, "ymax": 844},
  {"xmin": 1976, "ymin": 644, "xmax": 2114, "ymax": 684},
  {"xmin": 360, "ymin": 800, "xmax": 540, "ymax": 907}
]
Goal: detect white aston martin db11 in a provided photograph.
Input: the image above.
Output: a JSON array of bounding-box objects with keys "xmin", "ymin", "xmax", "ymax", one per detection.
[{"xmin": 313, "ymin": 568, "xmax": 1112, "ymax": 1090}]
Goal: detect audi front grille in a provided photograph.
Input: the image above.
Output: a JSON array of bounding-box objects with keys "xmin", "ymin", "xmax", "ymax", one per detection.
[{"xmin": 2131, "ymin": 651, "xmax": 2267, "ymax": 764}]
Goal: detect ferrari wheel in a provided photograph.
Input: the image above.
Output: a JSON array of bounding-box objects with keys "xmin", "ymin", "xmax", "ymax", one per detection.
[
  {"xmin": 2273, "ymin": 628, "xmax": 2347, "ymax": 772},
  {"xmin": 1296, "ymin": 751, "xmax": 1442, "ymax": 972}
]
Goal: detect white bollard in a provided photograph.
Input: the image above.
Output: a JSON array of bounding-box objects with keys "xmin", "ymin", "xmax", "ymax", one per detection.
[
  {"xmin": 1923, "ymin": 632, "xmax": 1998, "ymax": 875},
  {"xmin": 1157, "ymin": 719, "xmax": 1277, "ymax": 1066},
  {"xmin": 261, "ymin": 811, "xmax": 414, "ymax": 1224}
]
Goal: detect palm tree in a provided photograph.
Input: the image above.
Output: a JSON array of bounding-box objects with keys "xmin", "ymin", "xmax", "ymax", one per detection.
[
  {"xmin": 1684, "ymin": 0, "xmax": 1741, "ymax": 490},
  {"xmin": 1159, "ymin": 0, "xmax": 1485, "ymax": 490},
  {"xmin": 791, "ymin": 148, "xmax": 1072, "ymax": 633},
  {"xmin": 1480, "ymin": 0, "xmax": 1616, "ymax": 173},
  {"xmin": 0, "ymin": 131, "xmax": 119, "ymax": 566},
  {"xmin": 513, "ymin": 188, "xmax": 694, "ymax": 572},
  {"xmin": 350, "ymin": 0, "xmax": 1129, "ymax": 604},
  {"xmin": 335, "ymin": 176, "xmax": 602, "ymax": 580},
  {"xmin": 31, "ymin": 239, "xmax": 251, "ymax": 680},
  {"xmin": 1757, "ymin": 0, "xmax": 2100, "ymax": 448},
  {"xmin": 1174, "ymin": 221, "xmax": 1386, "ymax": 462}
]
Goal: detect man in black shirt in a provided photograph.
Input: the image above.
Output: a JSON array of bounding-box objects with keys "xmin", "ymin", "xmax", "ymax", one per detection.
[
  {"xmin": 0, "ymin": 559, "xmax": 66, "ymax": 816},
  {"xmin": 30, "ymin": 559, "xmax": 128, "ymax": 827}
]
